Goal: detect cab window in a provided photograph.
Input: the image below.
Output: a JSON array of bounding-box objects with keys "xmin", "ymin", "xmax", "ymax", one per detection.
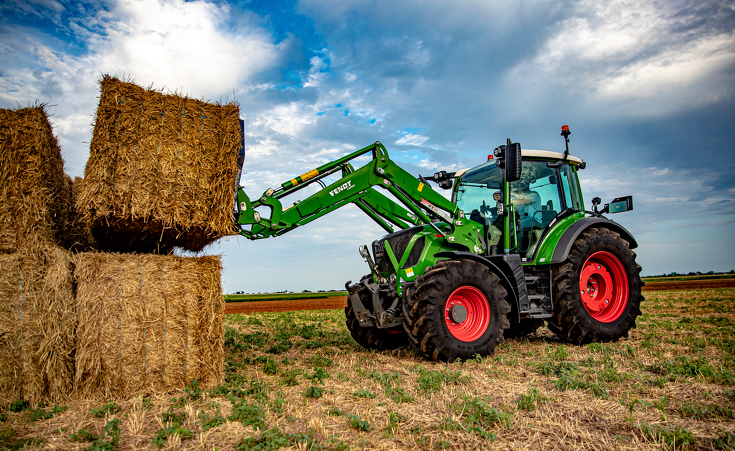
[
  {"xmin": 453, "ymin": 160, "xmax": 502, "ymax": 218},
  {"xmin": 559, "ymin": 164, "xmax": 582, "ymax": 211},
  {"xmin": 512, "ymin": 161, "xmax": 563, "ymax": 229}
]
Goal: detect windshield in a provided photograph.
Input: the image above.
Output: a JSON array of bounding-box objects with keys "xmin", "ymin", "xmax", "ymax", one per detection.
[
  {"xmin": 454, "ymin": 160, "xmax": 502, "ymax": 216},
  {"xmin": 454, "ymin": 159, "xmax": 579, "ymax": 258}
]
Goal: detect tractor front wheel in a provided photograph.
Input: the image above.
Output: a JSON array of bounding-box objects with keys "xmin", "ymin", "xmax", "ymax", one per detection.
[
  {"xmin": 548, "ymin": 228, "xmax": 643, "ymax": 344},
  {"xmin": 404, "ymin": 259, "xmax": 510, "ymax": 361},
  {"xmin": 345, "ymin": 276, "xmax": 407, "ymax": 351}
]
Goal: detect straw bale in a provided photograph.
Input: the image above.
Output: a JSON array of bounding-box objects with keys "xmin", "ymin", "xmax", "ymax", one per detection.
[
  {"xmin": 0, "ymin": 106, "xmax": 74, "ymax": 252},
  {"xmin": 73, "ymin": 252, "xmax": 224, "ymax": 399},
  {"xmin": 77, "ymin": 75, "xmax": 242, "ymax": 253},
  {"xmin": 0, "ymin": 245, "xmax": 75, "ymax": 409},
  {"xmin": 63, "ymin": 176, "xmax": 98, "ymax": 252}
]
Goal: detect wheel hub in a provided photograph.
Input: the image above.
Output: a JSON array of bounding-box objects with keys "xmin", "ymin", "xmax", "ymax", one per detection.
[
  {"xmin": 579, "ymin": 251, "xmax": 629, "ymax": 323},
  {"xmin": 449, "ymin": 304, "xmax": 468, "ymax": 323},
  {"xmin": 580, "ymin": 262, "xmax": 613, "ymax": 313},
  {"xmin": 444, "ymin": 286, "xmax": 490, "ymax": 342}
]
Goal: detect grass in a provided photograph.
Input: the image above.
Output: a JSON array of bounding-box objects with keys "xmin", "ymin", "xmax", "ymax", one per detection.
[
  {"xmin": 224, "ymin": 291, "xmax": 347, "ymax": 303},
  {"xmin": 2, "ymin": 286, "xmax": 734, "ymax": 449}
]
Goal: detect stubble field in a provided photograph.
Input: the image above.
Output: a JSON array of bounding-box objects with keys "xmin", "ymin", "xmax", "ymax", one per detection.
[{"xmin": 1, "ymin": 285, "xmax": 734, "ymax": 450}]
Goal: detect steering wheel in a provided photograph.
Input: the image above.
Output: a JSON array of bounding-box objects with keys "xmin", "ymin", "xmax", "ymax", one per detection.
[{"xmin": 479, "ymin": 201, "xmax": 493, "ymax": 220}]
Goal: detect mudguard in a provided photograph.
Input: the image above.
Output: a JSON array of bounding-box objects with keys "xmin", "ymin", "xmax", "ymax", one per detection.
[{"xmin": 550, "ymin": 217, "xmax": 638, "ymax": 264}]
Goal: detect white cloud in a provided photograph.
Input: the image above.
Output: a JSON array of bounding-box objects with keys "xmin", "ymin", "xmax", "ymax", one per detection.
[
  {"xmin": 92, "ymin": 0, "xmax": 278, "ymax": 98},
  {"xmin": 395, "ymin": 133, "xmax": 428, "ymax": 146},
  {"xmin": 304, "ymin": 52, "xmax": 330, "ymax": 87},
  {"xmin": 505, "ymin": 0, "xmax": 735, "ymax": 118}
]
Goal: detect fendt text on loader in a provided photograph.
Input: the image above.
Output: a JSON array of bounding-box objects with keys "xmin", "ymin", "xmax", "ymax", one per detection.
[{"xmin": 232, "ymin": 125, "xmax": 643, "ymax": 362}]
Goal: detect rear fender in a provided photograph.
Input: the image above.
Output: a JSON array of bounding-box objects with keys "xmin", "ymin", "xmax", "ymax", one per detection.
[{"xmin": 549, "ymin": 217, "xmax": 638, "ymax": 264}]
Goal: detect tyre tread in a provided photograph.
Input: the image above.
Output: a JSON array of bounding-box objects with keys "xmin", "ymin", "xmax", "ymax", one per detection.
[{"xmin": 548, "ymin": 227, "xmax": 643, "ymax": 344}]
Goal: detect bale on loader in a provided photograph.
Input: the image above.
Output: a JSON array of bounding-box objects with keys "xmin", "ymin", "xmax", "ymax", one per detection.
[
  {"xmin": 0, "ymin": 245, "xmax": 75, "ymax": 409},
  {"xmin": 73, "ymin": 253, "xmax": 224, "ymax": 399},
  {"xmin": 0, "ymin": 106, "xmax": 75, "ymax": 252},
  {"xmin": 77, "ymin": 75, "xmax": 242, "ymax": 253}
]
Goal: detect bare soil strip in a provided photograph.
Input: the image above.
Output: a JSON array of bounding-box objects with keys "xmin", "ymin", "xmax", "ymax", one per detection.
[
  {"xmin": 225, "ymin": 296, "xmax": 348, "ymax": 314},
  {"xmin": 643, "ymin": 278, "xmax": 735, "ymax": 291}
]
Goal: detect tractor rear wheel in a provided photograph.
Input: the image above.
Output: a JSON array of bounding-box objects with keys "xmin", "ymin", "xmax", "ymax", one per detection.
[
  {"xmin": 345, "ymin": 276, "xmax": 407, "ymax": 351},
  {"xmin": 403, "ymin": 259, "xmax": 510, "ymax": 362},
  {"xmin": 548, "ymin": 228, "xmax": 643, "ymax": 344}
]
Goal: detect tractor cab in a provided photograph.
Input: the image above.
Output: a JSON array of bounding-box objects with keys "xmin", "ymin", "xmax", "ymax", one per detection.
[{"xmin": 453, "ymin": 150, "xmax": 585, "ymax": 259}]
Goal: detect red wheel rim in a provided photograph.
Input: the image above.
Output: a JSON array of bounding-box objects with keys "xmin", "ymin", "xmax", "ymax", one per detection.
[
  {"xmin": 444, "ymin": 286, "xmax": 490, "ymax": 342},
  {"xmin": 579, "ymin": 251, "xmax": 629, "ymax": 323}
]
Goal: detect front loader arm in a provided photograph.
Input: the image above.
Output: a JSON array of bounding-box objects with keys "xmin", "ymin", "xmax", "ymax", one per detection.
[{"xmin": 235, "ymin": 142, "xmax": 486, "ymax": 254}]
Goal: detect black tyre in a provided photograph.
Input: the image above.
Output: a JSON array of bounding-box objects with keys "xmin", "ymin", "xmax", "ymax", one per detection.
[
  {"xmin": 504, "ymin": 319, "xmax": 544, "ymax": 339},
  {"xmin": 403, "ymin": 259, "xmax": 510, "ymax": 362},
  {"xmin": 547, "ymin": 227, "xmax": 643, "ymax": 344},
  {"xmin": 345, "ymin": 276, "xmax": 408, "ymax": 351}
]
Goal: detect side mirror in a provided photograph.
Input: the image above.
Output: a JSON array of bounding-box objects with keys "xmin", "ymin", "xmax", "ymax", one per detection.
[
  {"xmin": 607, "ymin": 196, "xmax": 633, "ymax": 213},
  {"xmin": 598, "ymin": 195, "xmax": 633, "ymax": 215},
  {"xmin": 505, "ymin": 140, "xmax": 522, "ymax": 183}
]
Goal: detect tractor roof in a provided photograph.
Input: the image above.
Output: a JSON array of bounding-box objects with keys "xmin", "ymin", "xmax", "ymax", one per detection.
[
  {"xmin": 454, "ymin": 149, "xmax": 584, "ymax": 178},
  {"xmin": 522, "ymin": 149, "xmax": 583, "ymax": 164}
]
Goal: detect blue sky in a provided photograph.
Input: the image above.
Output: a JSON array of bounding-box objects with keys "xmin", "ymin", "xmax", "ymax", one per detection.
[{"xmin": 2, "ymin": 0, "xmax": 734, "ymax": 293}]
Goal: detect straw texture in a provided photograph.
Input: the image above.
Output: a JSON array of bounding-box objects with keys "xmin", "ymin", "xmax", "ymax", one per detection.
[
  {"xmin": 0, "ymin": 245, "xmax": 75, "ymax": 409},
  {"xmin": 66, "ymin": 176, "xmax": 98, "ymax": 252},
  {"xmin": 73, "ymin": 252, "xmax": 224, "ymax": 399},
  {"xmin": 0, "ymin": 106, "xmax": 76, "ymax": 252},
  {"xmin": 77, "ymin": 75, "xmax": 242, "ymax": 253}
]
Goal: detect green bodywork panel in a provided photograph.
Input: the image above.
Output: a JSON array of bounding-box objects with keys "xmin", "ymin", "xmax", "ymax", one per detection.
[
  {"xmin": 525, "ymin": 211, "xmax": 586, "ymax": 265},
  {"xmin": 376, "ymin": 224, "xmax": 467, "ymax": 296}
]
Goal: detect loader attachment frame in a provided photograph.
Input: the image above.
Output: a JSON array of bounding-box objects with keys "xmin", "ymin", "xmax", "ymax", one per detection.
[{"xmin": 234, "ymin": 142, "xmax": 485, "ymax": 255}]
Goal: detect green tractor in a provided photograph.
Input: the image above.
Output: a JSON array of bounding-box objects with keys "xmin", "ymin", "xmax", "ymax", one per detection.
[{"xmin": 234, "ymin": 125, "xmax": 643, "ymax": 361}]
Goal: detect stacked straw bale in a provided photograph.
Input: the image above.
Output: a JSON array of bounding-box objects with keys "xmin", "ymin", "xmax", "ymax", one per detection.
[
  {"xmin": 77, "ymin": 75, "xmax": 242, "ymax": 253},
  {"xmin": 73, "ymin": 253, "xmax": 224, "ymax": 399},
  {"xmin": 0, "ymin": 246, "xmax": 75, "ymax": 409},
  {"xmin": 0, "ymin": 106, "xmax": 77, "ymax": 252},
  {"xmin": 66, "ymin": 176, "xmax": 98, "ymax": 252}
]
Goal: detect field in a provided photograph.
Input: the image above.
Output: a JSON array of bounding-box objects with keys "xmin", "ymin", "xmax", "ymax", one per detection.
[
  {"xmin": 1, "ymin": 285, "xmax": 734, "ymax": 450},
  {"xmin": 224, "ymin": 293, "xmax": 348, "ymax": 304},
  {"xmin": 642, "ymin": 274, "xmax": 734, "ymax": 284}
]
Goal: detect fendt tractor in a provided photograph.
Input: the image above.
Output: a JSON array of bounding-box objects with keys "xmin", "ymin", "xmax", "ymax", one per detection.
[{"xmin": 233, "ymin": 125, "xmax": 643, "ymax": 362}]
